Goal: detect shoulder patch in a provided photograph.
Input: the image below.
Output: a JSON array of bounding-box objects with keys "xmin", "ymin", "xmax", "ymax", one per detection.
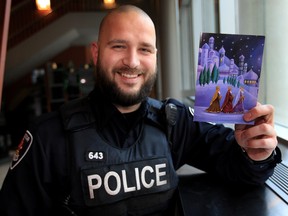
[
  {"xmin": 10, "ymin": 130, "xmax": 33, "ymax": 170},
  {"xmin": 189, "ymin": 107, "xmax": 194, "ymax": 116}
]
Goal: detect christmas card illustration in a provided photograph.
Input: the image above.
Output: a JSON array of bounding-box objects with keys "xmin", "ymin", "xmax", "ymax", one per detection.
[{"xmin": 193, "ymin": 32, "xmax": 265, "ymax": 124}]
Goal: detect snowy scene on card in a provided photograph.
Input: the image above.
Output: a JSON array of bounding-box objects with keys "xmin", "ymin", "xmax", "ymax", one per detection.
[{"xmin": 193, "ymin": 32, "xmax": 265, "ymax": 124}]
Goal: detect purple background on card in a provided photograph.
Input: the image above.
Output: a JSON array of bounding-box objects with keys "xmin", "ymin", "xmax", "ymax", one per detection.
[{"xmin": 194, "ymin": 33, "xmax": 265, "ymax": 124}]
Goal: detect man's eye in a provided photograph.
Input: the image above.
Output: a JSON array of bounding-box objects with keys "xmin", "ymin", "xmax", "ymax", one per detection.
[
  {"xmin": 140, "ymin": 48, "xmax": 152, "ymax": 53},
  {"xmin": 112, "ymin": 45, "xmax": 125, "ymax": 49}
]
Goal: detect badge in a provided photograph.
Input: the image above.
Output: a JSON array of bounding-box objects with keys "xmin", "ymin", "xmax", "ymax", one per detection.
[{"xmin": 10, "ymin": 130, "xmax": 33, "ymax": 170}]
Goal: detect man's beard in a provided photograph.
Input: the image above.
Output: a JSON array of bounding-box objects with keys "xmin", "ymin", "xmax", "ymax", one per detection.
[{"xmin": 94, "ymin": 63, "xmax": 157, "ymax": 106}]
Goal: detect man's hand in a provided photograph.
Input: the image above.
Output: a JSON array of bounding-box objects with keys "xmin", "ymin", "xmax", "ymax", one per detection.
[{"xmin": 234, "ymin": 103, "xmax": 278, "ymax": 161}]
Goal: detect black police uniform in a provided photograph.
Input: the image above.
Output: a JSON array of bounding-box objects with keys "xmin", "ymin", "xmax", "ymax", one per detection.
[{"xmin": 0, "ymin": 88, "xmax": 282, "ymax": 216}]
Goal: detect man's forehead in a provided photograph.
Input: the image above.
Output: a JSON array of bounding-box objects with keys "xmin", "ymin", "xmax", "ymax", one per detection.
[
  {"xmin": 100, "ymin": 12, "xmax": 156, "ymax": 44},
  {"xmin": 105, "ymin": 10, "xmax": 153, "ymax": 27}
]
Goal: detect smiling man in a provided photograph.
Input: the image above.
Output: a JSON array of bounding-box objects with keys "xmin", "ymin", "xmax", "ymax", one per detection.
[{"xmin": 91, "ymin": 6, "xmax": 158, "ymax": 112}]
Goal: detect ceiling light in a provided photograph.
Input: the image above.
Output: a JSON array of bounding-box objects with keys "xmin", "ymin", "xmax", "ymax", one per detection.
[
  {"xmin": 35, "ymin": 0, "xmax": 51, "ymax": 11},
  {"xmin": 104, "ymin": 0, "xmax": 115, "ymax": 4},
  {"xmin": 103, "ymin": 0, "xmax": 116, "ymax": 9}
]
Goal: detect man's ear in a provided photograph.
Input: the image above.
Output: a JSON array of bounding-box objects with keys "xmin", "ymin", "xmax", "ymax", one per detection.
[{"xmin": 90, "ymin": 42, "xmax": 98, "ymax": 66}]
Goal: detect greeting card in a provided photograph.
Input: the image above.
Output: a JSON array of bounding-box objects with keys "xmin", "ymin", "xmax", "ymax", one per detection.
[{"xmin": 193, "ymin": 32, "xmax": 265, "ymax": 124}]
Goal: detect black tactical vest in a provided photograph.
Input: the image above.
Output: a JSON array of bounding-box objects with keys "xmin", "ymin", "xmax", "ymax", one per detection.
[{"xmin": 60, "ymin": 97, "xmax": 179, "ymax": 216}]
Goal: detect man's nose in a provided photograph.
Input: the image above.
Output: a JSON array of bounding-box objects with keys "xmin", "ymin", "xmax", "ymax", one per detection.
[{"xmin": 122, "ymin": 49, "xmax": 140, "ymax": 68}]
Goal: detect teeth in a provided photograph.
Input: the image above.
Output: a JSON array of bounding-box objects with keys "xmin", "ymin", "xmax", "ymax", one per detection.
[{"xmin": 121, "ymin": 73, "xmax": 138, "ymax": 78}]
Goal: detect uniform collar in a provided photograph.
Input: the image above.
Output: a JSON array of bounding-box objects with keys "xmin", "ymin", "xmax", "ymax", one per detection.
[{"xmin": 88, "ymin": 88, "xmax": 148, "ymax": 128}]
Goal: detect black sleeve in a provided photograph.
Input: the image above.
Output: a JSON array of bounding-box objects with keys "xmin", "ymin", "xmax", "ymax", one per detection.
[
  {"xmin": 168, "ymin": 99, "xmax": 282, "ymax": 185},
  {"xmin": 0, "ymin": 112, "xmax": 68, "ymax": 216}
]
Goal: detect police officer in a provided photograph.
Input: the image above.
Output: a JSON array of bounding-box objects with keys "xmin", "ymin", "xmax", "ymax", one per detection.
[{"xmin": 0, "ymin": 5, "xmax": 282, "ymax": 216}]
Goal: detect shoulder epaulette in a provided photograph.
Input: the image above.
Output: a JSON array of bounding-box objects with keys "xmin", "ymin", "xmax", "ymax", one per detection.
[
  {"xmin": 60, "ymin": 96, "xmax": 95, "ymax": 131},
  {"xmin": 146, "ymin": 97, "xmax": 166, "ymax": 128}
]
